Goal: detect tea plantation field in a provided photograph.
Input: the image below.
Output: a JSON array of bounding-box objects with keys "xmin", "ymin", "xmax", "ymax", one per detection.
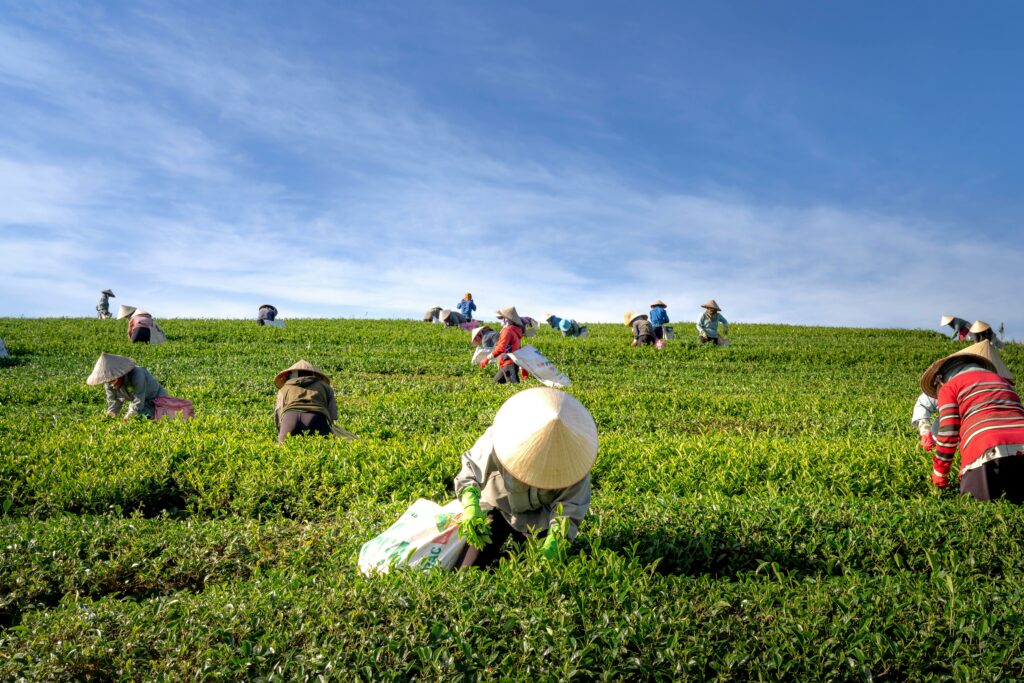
[{"xmin": 2, "ymin": 318, "xmax": 1024, "ymax": 681}]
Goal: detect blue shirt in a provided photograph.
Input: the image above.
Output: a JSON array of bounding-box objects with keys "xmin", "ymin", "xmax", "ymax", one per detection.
[
  {"xmin": 457, "ymin": 299, "xmax": 477, "ymax": 319},
  {"xmin": 649, "ymin": 307, "xmax": 669, "ymax": 326},
  {"xmin": 696, "ymin": 312, "xmax": 728, "ymax": 338}
]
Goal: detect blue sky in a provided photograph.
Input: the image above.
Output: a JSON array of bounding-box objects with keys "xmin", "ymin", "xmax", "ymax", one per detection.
[{"xmin": 2, "ymin": 1, "xmax": 1022, "ymax": 335}]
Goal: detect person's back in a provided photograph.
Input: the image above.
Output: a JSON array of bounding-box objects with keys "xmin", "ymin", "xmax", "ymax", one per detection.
[
  {"xmin": 632, "ymin": 319, "xmax": 655, "ymax": 345},
  {"xmin": 258, "ymin": 305, "xmax": 278, "ymax": 325},
  {"xmin": 274, "ymin": 361, "xmax": 339, "ymax": 444},
  {"xmin": 457, "ymin": 294, "xmax": 476, "ymax": 320}
]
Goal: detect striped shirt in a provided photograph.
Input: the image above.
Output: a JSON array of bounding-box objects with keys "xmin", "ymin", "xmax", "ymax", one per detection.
[{"xmin": 934, "ymin": 370, "xmax": 1024, "ymax": 478}]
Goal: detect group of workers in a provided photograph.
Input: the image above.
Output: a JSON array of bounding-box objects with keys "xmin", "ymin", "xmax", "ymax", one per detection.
[
  {"xmin": 624, "ymin": 299, "xmax": 728, "ymax": 347},
  {"xmin": 941, "ymin": 315, "xmax": 1003, "ymax": 347}
]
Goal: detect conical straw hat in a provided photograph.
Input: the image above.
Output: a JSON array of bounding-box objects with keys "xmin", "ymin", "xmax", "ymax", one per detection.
[
  {"xmin": 469, "ymin": 326, "xmax": 490, "ymax": 344},
  {"xmin": 86, "ymin": 352, "xmax": 136, "ymax": 385},
  {"xmin": 275, "ymin": 360, "xmax": 330, "ymax": 389},
  {"xmin": 116, "ymin": 304, "xmax": 137, "ymax": 319},
  {"xmin": 629, "ymin": 312, "xmax": 648, "ymax": 325},
  {"xmin": 496, "ymin": 306, "xmax": 524, "ymax": 328},
  {"xmin": 701, "ymin": 299, "xmax": 721, "ymax": 311},
  {"xmin": 543, "ymin": 313, "xmax": 555, "ymax": 321},
  {"xmin": 439, "ymin": 309, "xmax": 453, "ymax": 323},
  {"xmin": 970, "ymin": 320, "xmax": 991, "ymax": 334},
  {"xmin": 651, "ymin": 299, "xmax": 667, "ymax": 308},
  {"xmin": 920, "ymin": 340, "xmax": 1014, "ymax": 398},
  {"xmin": 101, "ymin": 289, "xmax": 115, "ymax": 297},
  {"xmin": 491, "ymin": 388, "xmax": 598, "ymax": 490},
  {"xmin": 940, "ymin": 315, "xmax": 955, "ymax": 327}
]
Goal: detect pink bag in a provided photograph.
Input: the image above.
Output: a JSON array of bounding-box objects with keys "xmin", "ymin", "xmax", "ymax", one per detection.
[
  {"xmin": 153, "ymin": 396, "xmax": 195, "ymax": 421},
  {"xmin": 655, "ymin": 339, "xmax": 666, "ymax": 349}
]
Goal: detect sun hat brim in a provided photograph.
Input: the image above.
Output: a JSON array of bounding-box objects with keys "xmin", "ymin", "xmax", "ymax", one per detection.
[
  {"xmin": 920, "ymin": 340, "xmax": 1013, "ymax": 398},
  {"xmin": 275, "ymin": 360, "xmax": 330, "ymax": 389}
]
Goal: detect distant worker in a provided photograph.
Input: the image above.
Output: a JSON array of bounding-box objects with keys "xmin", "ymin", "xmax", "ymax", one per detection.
[
  {"xmin": 921, "ymin": 340, "xmax": 1024, "ymax": 501},
  {"xmin": 457, "ymin": 293, "xmax": 477, "ymax": 322},
  {"xmin": 543, "ymin": 313, "xmax": 587, "ymax": 338},
  {"xmin": 126, "ymin": 310, "xmax": 165, "ymax": 344},
  {"xmin": 911, "ymin": 392, "xmax": 939, "ymax": 451},
  {"xmin": 697, "ymin": 300, "xmax": 729, "ymax": 345},
  {"xmin": 0, "ymin": 337, "xmax": 8, "ymax": 358},
  {"xmin": 625, "ymin": 311, "xmax": 656, "ymax": 346},
  {"xmin": 470, "ymin": 325, "xmax": 499, "ymax": 351},
  {"xmin": 970, "ymin": 321, "xmax": 1003, "ymax": 348},
  {"xmin": 257, "ymin": 304, "xmax": 279, "ymax": 326},
  {"xmin": 274, "ymin": 360, "xmax": 354, "ymax": 444},
  {"xmin": 423, "ymin": 306, "xmax": 443, "ymax": 323},
  {"xmin": 454, "ymin": 387, "xmax": 597, "ymax": 568},
  {"xmin": 86, "ymin": 352, "xmax": 194, "ymax": 421},
  {"xmin": 96, "ymin": 289, "xmax": 115, "ymax": 319},
  {"xmin": 649, "ymin": 300, "xmax": 670, "ymax": 339},
  {"xmin": 940, "ymin": 315, "xmax": 970, "ymax": 341},
  {"xmin": 439, "ymin": 309, "xmax": 467, "ymax": 328},
  {"xmin": 480, "ymin": 306, "xmax": 527, "ymax": 384}
]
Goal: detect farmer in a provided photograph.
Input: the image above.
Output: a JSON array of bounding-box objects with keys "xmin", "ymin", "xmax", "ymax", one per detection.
[
  {"xmin": 921, "ymin": 340, "xmax": 1024, "ymax": 501},
  {"xmin": 439, "ymin": 309, "xmax": 467, "ymax": 327},
  {"xmin": 454, "ymin": 387, "xmax": 598, "ymax": 568},
  {"xmin": 257, "ymin": 304, "xmax": 279, "ymax": 326},
  {"xmin": 625, "ymin": 311, "xmax": 656, "ymax": 346},
  {"xmin": 126, "ymin": 310, "xmax": 164, "ymax": 344},
  {"xmin": 543, "ymin": 313, "xmax": 586, "ymax": 338},
  {"xmin": 480, "ymin": 306, "xmax": 526, "ymax": 383},
  {"xmin": 0, "ymin": 338, "xmax": 9, "ymax": 358},
  {"xmin": 457, "ymin": 293, "xmax": 477, "ymax": 322},
  {"xmin": 697, "ymin": 299, "xmax": 729, "ymax": 345},
  {"xmin": 940, "ymin": 315, "xmax": 971, "ymax": 341},
  {"xmin": 423, "ymin": 306, "xmax": 443, "ymax": 323},
  {"xmin": 274, "ymin": 360, "xmax": 354, "ymax": 444},
  {"xmin": 96, "ymin": 289, "xmax": 115, "ymax": 319},
  {"xmin": 470, "ymin": 325, "xmax": 499, "ymax": 351},
  {"xmin": 911, "ymin": 392, "xmax": 939, "ymax": 451},
  {"xmin": 969, "ymin": 321, "xmax": 1003, "ymax": 348},
  {"xmin": 86, "ymin": 352, "xmax": 169, "ymax": 420},
  {"xmin": 649, "ymin": 300, "xmax": 669, "ymax": 340}
]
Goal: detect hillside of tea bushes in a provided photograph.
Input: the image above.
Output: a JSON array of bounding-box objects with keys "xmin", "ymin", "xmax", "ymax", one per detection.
[{"xmin": 3, "ymin": 317, "xmax": 1024, "ymax": 681}]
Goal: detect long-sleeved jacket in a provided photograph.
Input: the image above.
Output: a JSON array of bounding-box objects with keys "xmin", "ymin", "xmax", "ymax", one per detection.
[
  {"xmin": 546, "ymin": 315, "xmax": 563, "ymax": 329},
  {"xmin": 454, "ymin": 427, "xmax": 591, "ymax": 540},
  {"xmin": 274, "ymin": 376, "xmax": 338, "ymax": 429},
  {"xmin": 457, "ymin": 299, "xmax": 477, "ymax": 319},
  {"xmin": 649, "ymin": 307, "xmax": 669, "ymax": 326},
  {"xmin": 933, "ymin": 367, "xmax": 1024, "ymax": 479},
  {"xmin": 96, "ymin": 294, "xmax": 111, "ymax": 315},
  {"xmin": 491, "ymin": 324, "xmax": 523, "ymax": 368},
  {"xmin": 632, "ymin": 319, "xmax": 655, "ymax": 342},
  {"xmin": 947, "ymin": 318, "xmax": 970, "ymax": 339},
  {"xmin": 911, "ymin": 392, "xmax": 939, "ymax": 435},
  {"xmin": 697, "ymin": 312, "xmax": 728, "ymax": 338},
  {"xmin": 105, "ymin": 366, "xmax": 169, "ymax": 418},
  {"xmin": 127, "ymin": 313, "xmax": 155, "ymax": 338}
]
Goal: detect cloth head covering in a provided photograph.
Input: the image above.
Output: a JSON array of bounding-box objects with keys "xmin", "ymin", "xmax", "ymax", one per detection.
[
  {"xmin": 650, "ymin": 299, "xmax": 667, "ymax": 308},
  {"xmin": 701, "ymin": 299, "xmax": 721, "ymax": 312},
  {"xmin": 101, "ymin": 289, "xmax": 115, "ymax": 297},
  {"xmin": 920, "ymin": 340, "xmax": 1014, "ymax": 398},
  {"xmin": 496, "ymin": 306, "xmax": 524, "ymax": 328},
  {"xmin": 464, "ymin": 293, "xmax": 472, "ymax": 300},
  {"xmin": 558, "ymin": 318, "xmax": 573, "ymax": 332},
  {"xmin": 275, "ymin": 360, "xmax": 331, "ymax": 389},
  {"xmin": 940, "ymin": 315, "xmax": 956, "ymax": 327},
  {"xmin": 491, "ymin": 387, "xmax": 598, "ymax": 490},
  {"xmin": 970, "ymin": 320, "xmax": 991, "ymax": 334},
  {"xmin": 86, "ymin": 352, "xmax": 136, "ymax": 385},
  {"xmin": 116, "ymin": 305, "xmax": 137, "ymax": 319},
  {"xmin": 470, "ymin": 326, "xmax": 490, "ymax": 345}
]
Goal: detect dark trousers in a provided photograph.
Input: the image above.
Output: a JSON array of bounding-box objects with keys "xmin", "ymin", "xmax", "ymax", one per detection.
[
  {"xmin": 960, "ymin": 456, "xmax": 1024, "ymax": 503},
  {"xmin": 494, "ymin": 364, "xmax": 520, "ymax": 384},
  {"xmin": 457, "ymin": 511, "xmax": 532, "ymax": 569},
  {"xmin": 130, "ymin": 327, "xmax": 151, "ymax": 343},
  {"xmin": 653, "ymin": 326, "xmax": 664, "ymax": 340},
  {"xmin": 278, "ymin": 411, "xmax": 331, "ymax": 444},
  {"xmin": 635, "ymin": 335, "xmax": 655, "ymax": 346}
]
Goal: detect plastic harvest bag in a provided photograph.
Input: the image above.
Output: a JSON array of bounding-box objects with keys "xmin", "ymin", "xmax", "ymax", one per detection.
[
  {"xmin": 150, "ymin": 323, "xmax": 167, "ymax": 345},
  {"xmin": 507, "ymin": 345, "xmax": 571, "ymax": 388},
  {"xmin": 152, "ymin": 396, "xmax": 194, "ymax": 421},
  {"xmin": 471, "ymin": 348, "xmax": 491, "ymax": 365},
  {"xmin": 264, "ymin": 320, "xmax": 285, "ymax": 328},
  {"xmin": 358, "ymin": 498, "xmax": 467, "ymax": 575}
]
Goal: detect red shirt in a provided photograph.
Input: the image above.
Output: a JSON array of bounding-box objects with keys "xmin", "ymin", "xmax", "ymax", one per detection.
[
  {"xmin": 492, "ymin": 325, "xmax": 523, "ymax": 367},
  {"xmin": 934, "ymin": 370, "xmax": 1024, "ymax": 477}
]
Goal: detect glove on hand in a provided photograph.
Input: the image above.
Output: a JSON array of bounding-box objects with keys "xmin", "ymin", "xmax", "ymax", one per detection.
[
  {"xmin": 520, "ymin": 368, "xmax": 529, "ymax": 380},
  {"xmin": 479, "ymin": 358, "xmax": 490, "ymax": 368},
  {"xmin": 931, "ymin": 472, "xmax": 949, "ymax": 488},
  {"xmin": 919, "ymin": 432, "xmax": 936, "ymax": 451},
  {"xmin": 458, "ymin": 486, "xmax": 491, "ymax": 550},
  {"xmin": 461, "ymin": 486, "xmax": 485, "ymax": 520}
]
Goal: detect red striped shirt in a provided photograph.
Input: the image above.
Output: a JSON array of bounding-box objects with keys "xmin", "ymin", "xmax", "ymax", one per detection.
[{"xmin": 934, "ymin": 370, "xmax": 1024, "ymax": 477}]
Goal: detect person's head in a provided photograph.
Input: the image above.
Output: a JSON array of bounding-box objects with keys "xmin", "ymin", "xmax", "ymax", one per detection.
[
  {"xmin": 86, "ymin": 352, "xmax": 136, "ymax": 387},
  {"xmin": 464, "ymin": 292, "xmax": 473, "ymax": 301},
  {"xmin": 490, "ymin": 387, "xmax": 598, "ymax": 490}
]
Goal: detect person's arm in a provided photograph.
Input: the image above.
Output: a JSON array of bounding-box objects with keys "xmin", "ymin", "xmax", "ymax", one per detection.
[
  {"xmin": 911, "ymin": 393, "xmax": 937, "ymax": 432},
  {"xmin": 696, "ymin": 314, "xmax": 708, "ymax": 336},
  {"xmin": 104, "ymin": 383, "xmax": 124, "ymax": 417},
  {"xmin": 327, "ymin": 386, "xmax": 338, "ymax": 422},
  {"xmin": 719, "ymin": 314, "xmax": 729, "ymax": 335},
  {"xmin": 932, "ymin": 383, "xmax": 961, "ymax": 485},
  {"xmin": 453, "ymin": 429, "xmax": 494, "ymax": 497},
  {"xmin": 123, "ymin": 369, "xmax": 150, "ymax": 419},
  {"xmin": 274, "ymin": 390, "xmax": 284, "ymax": 430},
  {"xmin": 490, "ymin": 327, "xmax": 513, "ymax": 358}
]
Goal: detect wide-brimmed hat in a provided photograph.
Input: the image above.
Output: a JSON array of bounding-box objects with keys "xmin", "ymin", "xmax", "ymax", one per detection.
[
  {"xmin": 274, "ymin": 360, "xmax": 330, "ymax": 389},
  {"xmin": 651, "ymin": 299, "xmax": 667, "ymax": 308},
  {"xmin": 116, "ymin": 305, "xmax": 137, "ymax": 319},
  {"xmin": 701, "ymin": 299, "xmax": 721, "ymax": 311},
  {"xmin": 920, "ymin": 340, "xmax": 1014, "ymax": 398},
  {"xmin": 101, "ymin": 289, "xmax": 115, "ymax": 297},
  {"xmin": 439, "ymin": 309, "xmax": 454, "ymax": 323},
  {"xmin": 86, "ymin": 352, "xmax": 135, "ymax": 385},
  {"xmin": 543, "ymin": 313, "xmax": 555, "ymax": 321},
  {"xmin": 470, "ymin": 326, "xmax": 490, "ymax": 345},
  {"xmin": 133, "ymin": 310, "xmax": 151, "ymax": 318},
  {"xmin": 628, "ymin": 311, "xmax": 648, "ymax": 325},
  {"xmin": 491, "ymin": 387, "xmax": 598, "ymax": 490},
  {"xmin": 970, "ymin": 320, "xmax": 991, "ymax": 334},
  {"xmin": 940, "ymin": 315, "xmax": 956, "ymax": 327},
  {"xmin": 623, "ymin": 311, "xmax": 635, "ymax": 326},
  {"xmin": 496, "ymin": 306, "xmax": 524, "ymax": 328}
]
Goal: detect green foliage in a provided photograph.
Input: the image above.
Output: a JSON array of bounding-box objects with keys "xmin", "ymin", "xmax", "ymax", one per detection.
[{"xmin": 1, "ymin": 317, "xmax": 1023, "ymax": 679}]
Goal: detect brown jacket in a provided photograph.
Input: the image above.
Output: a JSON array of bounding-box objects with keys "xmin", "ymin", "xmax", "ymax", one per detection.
[{"xmin": 274, "ymin": 376, "xmax": 338, "ymax": 428}]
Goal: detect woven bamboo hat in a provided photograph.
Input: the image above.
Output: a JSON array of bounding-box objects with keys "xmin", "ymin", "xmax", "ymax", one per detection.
[
  {"xmin": 491, "ymin": 388, "xmax": 598, "ymax": 490},
  {"xmin": 701, "ymin": 299, "xmax": 721, "ymax": 311},
  {"xmin": 275, "ymin": 360, "xmax": 330, "ymax": 389},
  {"xmin": 651, "ymin": 299, "xmax": 667, "ymax": 308},
  {"xmin": 116, "ymin": 304, "xmax": 137, "ymax": 319},
  {"xmin": 496, "ymin": 306, "xmax": 524, "ymax": 328},
  {"xmin": 543, "ymin": 313, "xmax": 555, "ymax": 321},
  {"xmin": 86, "ymin": 352, "xmax": 136, "ymax": 385},
  {"xmin": 439, "ymin": 309, "xmax": 454, "ymax": 323},
  {"xmin": 628, "ymin": 311, "xmax": 648, "ymax": 325},
  {"xmin": 470, "ymin": 326, "xmax": 490, "ymax": 345},
  {"xmin": 920, "ymin": 340, "xmax": 1014, "ymax": 398},
  {"xmin": 940, "ymin": 315, "xmax": 955, "ymax": 327},
  {"xmin": 970, "ymin": 320, "xmax": 991, "ymax": 334},
  {"xmin": 101, "ymin": 289, "xmax": 115, "ymax": 297}
]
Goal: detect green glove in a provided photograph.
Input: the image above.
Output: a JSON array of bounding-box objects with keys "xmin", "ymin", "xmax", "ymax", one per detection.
[
  {"xmin": 460, "ymin": 486, "xmax": 484, "ymax": 520},
  {"xmin": 541, "ymin": 533, "xmax": 564, "ymax": 560},
  {"xmin": 458, "ymin": 487, "xmax": 492, "ymax": 550}
]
